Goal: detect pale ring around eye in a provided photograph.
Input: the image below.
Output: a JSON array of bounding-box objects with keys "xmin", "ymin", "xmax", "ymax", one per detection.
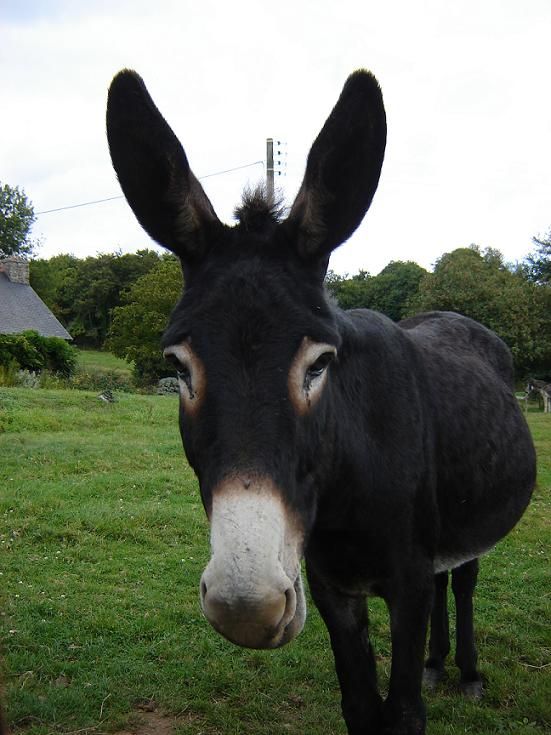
[
  {"xmin": 163, "ymin": 343, "xmax": 206, "ymax": 414},
  {"xmin": 289, "ymin": 338, "xmax": 337, "ymax": 415}
]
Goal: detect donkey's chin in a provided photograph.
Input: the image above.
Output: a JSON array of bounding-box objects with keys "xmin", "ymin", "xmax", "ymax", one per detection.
[{"xmin": 203, "ymin": 573, "xmax": 307, "ymax": 650}]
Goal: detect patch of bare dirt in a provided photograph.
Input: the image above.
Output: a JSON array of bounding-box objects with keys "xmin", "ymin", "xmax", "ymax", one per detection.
[
  {"xmin": 113, "ymin": 701, "xmax": 205, "ymax": 735},
  {"xmin": 113, "ymin": 710, "xmax": 176, "ymax": 735},
  {"xmin": 11, "ymin": 700, "xmax": 204, "ymax": 735}
]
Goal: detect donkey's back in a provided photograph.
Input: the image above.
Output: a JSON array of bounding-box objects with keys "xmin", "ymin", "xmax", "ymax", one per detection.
[{"xmin": 400, "ymin": 310, "xmax": 515, "ymax": 386}]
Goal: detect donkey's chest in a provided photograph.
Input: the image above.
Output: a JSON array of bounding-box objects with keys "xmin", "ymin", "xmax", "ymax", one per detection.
[{"xmin": 306, "ymin": 526, "xmax": 393, "ymax": 596}]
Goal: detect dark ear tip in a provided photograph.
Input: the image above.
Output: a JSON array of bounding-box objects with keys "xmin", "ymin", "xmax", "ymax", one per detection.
[
  {"xmin": 107, "ymin": 70, "xmax": 155, "ymax": 136},
  {"xmin": 343, "ymin": 69, "xmax": 383, "ymax": 101},
  {"xmin": 107, "ymin": 69, "xmax": 146, "ymax": 105}
]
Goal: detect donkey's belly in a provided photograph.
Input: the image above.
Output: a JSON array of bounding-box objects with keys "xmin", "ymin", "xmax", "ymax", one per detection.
[
  {"xmin": 433, "ymin": 498, "xmax": 520, "ymax": 575},
  {"xmin": 433, "ymin": 545, "xmax": 494, "ymax": 574}
]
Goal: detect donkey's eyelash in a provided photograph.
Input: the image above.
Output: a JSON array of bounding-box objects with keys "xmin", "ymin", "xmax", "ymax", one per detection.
[
  {"xmin": 165, "ymin": 353, "xmax": 183, "ymax": 369},
  {"xmin": 306, "ymin": 352, "xmax": 335, "ymax": 377},
  {"xmin": 177, "ymin": 366, "xmax": 191, "ymax": 380}
]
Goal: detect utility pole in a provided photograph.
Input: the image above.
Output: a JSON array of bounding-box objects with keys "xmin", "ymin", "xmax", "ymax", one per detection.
[{"xmin": 266, "ymin": 138, "xmax": 274, "ymax": 199}]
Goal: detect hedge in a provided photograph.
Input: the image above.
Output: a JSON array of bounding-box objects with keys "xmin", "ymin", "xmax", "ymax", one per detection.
[{"xmin": 0, "ymin": 331, "xmax": 77, "ymax": 377}]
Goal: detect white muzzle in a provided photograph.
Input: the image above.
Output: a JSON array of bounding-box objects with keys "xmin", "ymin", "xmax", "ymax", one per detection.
[{"xmin": 200, "ymin": 477, "xmax": 306, "ymax": 649}]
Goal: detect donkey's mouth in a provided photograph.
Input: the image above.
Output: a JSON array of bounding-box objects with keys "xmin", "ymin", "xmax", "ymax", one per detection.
[{"xmin": 200, "ymin": 570, "xmax": 306, "ymax": 650}]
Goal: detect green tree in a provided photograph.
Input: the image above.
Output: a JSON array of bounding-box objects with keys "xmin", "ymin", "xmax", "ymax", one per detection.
[
  {"xmin": 325, "ymin": 269, "xmax": 372, "ymax": 310},
  {"xmin": 30, "ymin": 250, "xmax": 164, "ymax": 347},
  {"xmin": 30, "ymin": 254, "xmax": 80, "ymax": 322},
  {"xmin": 0, "ymin": 182, "xmax": 37, "ymax": 257},
  {"xmin": 107, "ymin": 256, "xmax": 183, "ymax": 384},
  {"xmin": 325, "ymin": 262, "xmax": 427, "ymax": 319},
  {"xmin": 408, "ymin": 245, "xmax": 550, "ymax": 375},
  {"xmin": 524, "ymin": 230, "xmax": 551, "ymax": 285},
  {"xmin": 363, "ymin": 261, "xmax": 427, "ymax": 320}
]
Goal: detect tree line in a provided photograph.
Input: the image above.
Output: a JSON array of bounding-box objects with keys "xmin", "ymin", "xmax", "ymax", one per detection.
[
  {"xmin": 1, "ymin": 180, "xmax": 550, "ymax": 384},
  {"xmin": 326, "ymin": 243, "xmax": 551, "ymax": 377},
  {"xmin": 29, "ymin": 249, "xmax": 173, "ymax": 347},
  {"xmin": 26, "ymin": 239, "xmax": 549, "ymax": 384}
]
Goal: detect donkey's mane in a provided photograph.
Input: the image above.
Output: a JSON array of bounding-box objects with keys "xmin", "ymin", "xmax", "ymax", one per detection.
[{"xmin": 233, "ymin": 186, "xmax": 286, "ymax": 232}]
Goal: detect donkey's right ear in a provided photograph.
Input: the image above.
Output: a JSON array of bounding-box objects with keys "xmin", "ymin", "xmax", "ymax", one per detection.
[
  {"xmin": 106, "ymin": 70, "xmax": 220, "ymax": 262},
  {"xmin": 282, "ymin": 70, "xmax": 386, "ymax": 261}
]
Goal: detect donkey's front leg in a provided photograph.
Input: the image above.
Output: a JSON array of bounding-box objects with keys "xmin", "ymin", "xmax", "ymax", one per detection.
[
  {"xmin": 306, "ymin": 560, "xmax": 383, "ymax": 735},
  {"xmin": 383, "ymin": 568, "xmax": 433, "ymax": 735}
]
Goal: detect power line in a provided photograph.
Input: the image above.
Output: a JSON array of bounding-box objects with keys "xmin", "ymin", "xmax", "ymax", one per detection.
[
  {"xmin": 199, "ymin": 160, "xmax": 263, "ymax": 180},
  {"xmin": 37, "ymin": 195, "xmax": 123, "ymax": 215},
  {"xmin": 35, "ymin": 160, "xmax": 265, "ymax": 216}
]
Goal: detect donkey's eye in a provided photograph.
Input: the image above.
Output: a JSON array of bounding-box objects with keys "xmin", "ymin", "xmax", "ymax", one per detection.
[
  {"xmin": 165, "ymin": 352, "xmax": 186, "ymax": 373},
  {"xmin": 163, "ymin": 343, "xmax": 204, "ymax": 413},
  {"xmin": 289, "ymin": 339, "xmax": 336, "ymax": 414},
  {"xmin": 165, "ymin": 353, "xmax": 192, "ymax": 386},
  {"xmin": 176, "ymin": 363, "xmax": 194, "ymax": 398},
  {"xmin": 306, "ymin": 352, "xmax": 334, "ymax": 380},
  {"xmin": 173, "ymin": 362, "xmax": 192, "ymax": 389},
  {"xmin": 177, "ymin": 365, "xmax": 191, "ymax": 382}
]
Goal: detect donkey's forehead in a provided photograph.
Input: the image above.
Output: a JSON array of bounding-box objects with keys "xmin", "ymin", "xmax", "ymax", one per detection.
[{"xmin": 162, "ymin": 256, "xmax": 338, "ymax": 349}]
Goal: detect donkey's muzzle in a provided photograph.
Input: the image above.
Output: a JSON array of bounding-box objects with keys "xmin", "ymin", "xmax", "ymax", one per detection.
[
  {"xmin": 200, "ymin": 564, "xmax": 301, "ymax": 648},
  {"xmin": 199, "ymin": 476, "xmax": 306, "ymax": 649}
]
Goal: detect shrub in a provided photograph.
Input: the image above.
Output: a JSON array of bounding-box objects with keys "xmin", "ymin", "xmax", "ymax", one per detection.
[
  {"xmin": 16, "ymin": 369, "xmax": 41, "ymax": 388},
  {"xmin": 157, "ymin": 377, "xmax": 179, "ymax": 394},
  {"xmin": 23, "ymin": 331, "xmax": 78, "ymax": 376},
  {"xmin": 107, "ymin": 256, "xmax": 183, "ymax": 387},
  {"xmin": 130, "ymin": 353, "xmax": 174, "ymax": 387},
  {"xmin": 0, "ymin": 333, "xmax": 43, "ymax": 372},
  {"xmin": 0, "ymin": 361, "xmax": 19, "ymax": 386},
  {"xmin": 0, "ymin": 331, "xmax": 77, "ymax": 377},
  {"xmin": 69, "ymin": 368, "xmax": 135, "ymax": 393},
  {"xmin": 38, "ymin": 371, "xmax": 68, "ymax": 389}
]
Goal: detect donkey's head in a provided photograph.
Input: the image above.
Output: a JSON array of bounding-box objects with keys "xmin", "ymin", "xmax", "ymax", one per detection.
[{"xmin": 107, "ymin": 70, "xmax": 386, "ymax": 649}]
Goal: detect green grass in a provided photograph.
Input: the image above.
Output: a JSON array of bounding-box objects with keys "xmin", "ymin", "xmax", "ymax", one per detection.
[
  {"xmin": 77, "ymin": 350, "xmax": 132, "ymax": 376},
  {"xmin": 1, "ymin": 388, "xmax": 549, "ymax": 734}
]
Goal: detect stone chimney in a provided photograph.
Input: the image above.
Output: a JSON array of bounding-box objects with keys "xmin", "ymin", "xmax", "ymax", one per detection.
[{"xmin": 0, "ymin": 256, "xmax": 30, "ymax": 284}]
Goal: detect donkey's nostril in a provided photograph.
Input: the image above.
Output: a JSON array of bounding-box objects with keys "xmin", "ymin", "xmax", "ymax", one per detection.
[
  {"xmin": 200, "ymin": 570, "xmax": 297, "ymax": 649},
  {"xmin": 279, "ymin": 583, "xmax": 297, "ymax": 630}
]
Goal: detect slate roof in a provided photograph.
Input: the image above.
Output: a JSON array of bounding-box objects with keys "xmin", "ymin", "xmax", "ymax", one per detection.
[{"xmin": 0, "ymin": 272, "xmax": 72, "ymax": 340}]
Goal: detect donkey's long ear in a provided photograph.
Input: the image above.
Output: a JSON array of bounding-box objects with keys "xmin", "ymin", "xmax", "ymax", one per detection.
[
  {"xmin": 106, "ymin": 70, "xmax": 220, "ymax": 261},
  {"xmin": 283, "ymin": 70, "xmax": 386, "ymax": 259}
]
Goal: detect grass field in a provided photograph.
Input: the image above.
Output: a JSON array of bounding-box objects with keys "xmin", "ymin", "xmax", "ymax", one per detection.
[
  {"xmin": 77, "ymin": 350, "xmax": 133, "ymax": 376},
  {"xmin": 1, "ymin": 388, "xmax": 549, "ymax": 735}
]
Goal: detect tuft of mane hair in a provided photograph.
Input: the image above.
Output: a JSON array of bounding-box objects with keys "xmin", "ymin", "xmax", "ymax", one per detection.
[{"xmin": 234, "ymin": 185, "xmax": 286, "ymax": 232}]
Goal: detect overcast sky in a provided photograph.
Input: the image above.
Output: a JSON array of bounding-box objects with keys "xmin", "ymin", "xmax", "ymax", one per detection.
[{"xmin": 2, "ymin": 0, "xmax": 550, "ymax": 275}]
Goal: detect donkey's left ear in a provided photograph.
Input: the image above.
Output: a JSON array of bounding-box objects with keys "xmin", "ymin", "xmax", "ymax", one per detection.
[
  {"xmin": 106, "ymin": 70, "xmax": 221, "ymax": 262},
  {"xmin": 283, "ymin": 70, "xmax": 386, "ymax": 260}
]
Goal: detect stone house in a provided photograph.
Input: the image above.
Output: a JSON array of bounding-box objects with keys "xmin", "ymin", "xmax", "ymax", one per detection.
[{"xmin": 0, "ymin": 256, "xmax": 71, "ymax": 340}]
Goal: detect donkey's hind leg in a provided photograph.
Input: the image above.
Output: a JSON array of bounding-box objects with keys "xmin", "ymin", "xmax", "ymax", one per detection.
[
  {"xmin": 423, "ymin": 571, "xmax": 450, "ymax": 689},
  {"xmin": 452, "ymin": 558, "xmax": 483, "ymax": 698}
]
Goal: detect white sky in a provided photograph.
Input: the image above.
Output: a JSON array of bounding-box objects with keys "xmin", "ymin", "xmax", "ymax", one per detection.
[{"xmin": 2, "ymin": 0, "xmax": 550, "ymax": 275}]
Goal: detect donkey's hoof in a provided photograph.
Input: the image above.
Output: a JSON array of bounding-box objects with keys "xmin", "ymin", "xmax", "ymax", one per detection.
[
  {"xmin": 423, "ymin": 666, "xmax": 444, "ymax": 690},
  {"xmin": 459, "ymin": 679, "xmax": 483, "ymax": 699}
]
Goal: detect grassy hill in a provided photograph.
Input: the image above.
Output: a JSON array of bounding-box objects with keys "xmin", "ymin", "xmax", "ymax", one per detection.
[
  {"xmin": 77, "ymin": 349, "xmax": 133, "ymax": 375},
  {"xmin": 1, "ymin": 388, "xmax": 549, "ymax": 734}
]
